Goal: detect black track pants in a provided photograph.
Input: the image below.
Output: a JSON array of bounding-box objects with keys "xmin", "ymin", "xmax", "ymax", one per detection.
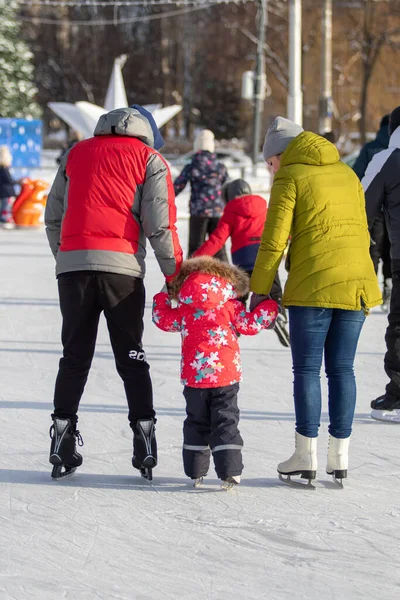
[
  {"xmin": 188, "ymin": 216, "xmax": 229, "ymax": 262},
  {"xmin": 385, "ymin": 269, "xmax": 400, "ymax": 399},
  {"xmin": 53, "ymin": 271, "xmax": 154, "ymax": 426}
]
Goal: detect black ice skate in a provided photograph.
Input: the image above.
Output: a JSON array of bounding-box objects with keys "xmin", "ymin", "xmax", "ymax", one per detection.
[
  {"xmin": 49, "ymin": 418, "xmax": 83, "ymax": 480},
  {"xmin": 274, "ymin": 313, "xmax": 290, "ymax": 348},
  {"xmin": 132, "ymin": 419, "xmax": 157, "ymax": 481},
  {"xmin": 371, "ymin": 395, "xmax": 400, "ymax": 423}
]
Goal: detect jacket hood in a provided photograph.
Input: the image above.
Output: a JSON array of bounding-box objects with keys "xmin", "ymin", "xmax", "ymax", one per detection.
[
  {"xmin": 228, "ymin": 194, "xmax": 266, "ymax": 218},
  {"xmin": 94, "ymin": 107, "xmax": 158, "ymax": 148},
  {"xmin": 389, "ymin": 126, "xmax": 400, "ymax": 149},
  {"xmin": 281, "ymin": 131, "xmax": 340, "ymax": 168},
  {"xmin": 170, "ymin": 257, "xmax": 249, "ymax": 308}
]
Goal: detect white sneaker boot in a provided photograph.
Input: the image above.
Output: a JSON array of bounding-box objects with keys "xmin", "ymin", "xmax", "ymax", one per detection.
[
  {"xmin": 326, "ymin": 435, "xmax": 350, "ymax": 483},
  {"xmin": 277, "ymin": 432, "xmax": 317, "ymax": 484}
]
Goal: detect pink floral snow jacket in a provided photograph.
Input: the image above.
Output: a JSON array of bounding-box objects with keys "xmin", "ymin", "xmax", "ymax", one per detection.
[{"xmin": 152, "ymin": 257, "xmax": 278, "ymax": 388}]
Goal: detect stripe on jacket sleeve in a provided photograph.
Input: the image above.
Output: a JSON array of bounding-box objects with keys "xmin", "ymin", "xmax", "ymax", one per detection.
[
  {"xmin": 362, "ymin": 147, "xmax": 394, "ymax": 192},
  {"xmin": 45, "ymin": 151, "xmax": 70, "ymax": 259},
  {"xmin": 142, "ymin": 153, "xmax": 183, "ymax": 279},
  {"xmin": 362, "ymin": 148, "xmax": 400, "ymax": 228}
]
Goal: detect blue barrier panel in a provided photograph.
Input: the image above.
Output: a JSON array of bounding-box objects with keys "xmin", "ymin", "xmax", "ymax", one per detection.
[{"xmin": 0, "ymin": 118, "xmax": 42, "ymax": 177}]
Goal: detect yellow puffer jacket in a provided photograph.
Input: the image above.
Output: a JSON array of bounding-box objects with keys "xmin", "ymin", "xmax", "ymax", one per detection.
[{"xmin": 250, "ymin": 132, "xmax": 382, "ymax": 311}]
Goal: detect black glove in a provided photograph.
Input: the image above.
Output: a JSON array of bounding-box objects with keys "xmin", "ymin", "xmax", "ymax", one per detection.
[{"xmin": 249, "ymin": 293, "xmax": 270, "ymax": 312}]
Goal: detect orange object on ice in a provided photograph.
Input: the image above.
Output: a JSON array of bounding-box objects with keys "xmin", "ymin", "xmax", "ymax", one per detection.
[{"xmin": 12, "ymin": 178, "xmax": 49, "ymax": 227}]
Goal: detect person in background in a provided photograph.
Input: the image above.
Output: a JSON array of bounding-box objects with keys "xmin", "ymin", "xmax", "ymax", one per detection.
[
  {"xmin": 354, "ymin": 115, "xmax": 392, "ymax": 307},
  {"xmin": 173, "ymin": 129, "xmax": 229, "ymax": 261},
  {"xmin": 250, "ymin": 116, "xmax": 381, "ymax": 486},
  {"xmin": 321, "ymin": 131, "xmax": 337, "ymax": 145},
  {"xmin": 56, "ymin": 130, "xmax": 83, "ymax": 165},
  {"xmin": 354, "ymin": 115, "xmax": 390, "ymax": 180},
  {"xmin": 45, "ymin": 106, "xmax": 183, "ymax": 480},
  {"xmin": 0, "ymin": 146, "xmax": 19, "ymax": 229},
  {"xmin": 362, "ymin": 106, "xmax": 400, "ymax": 423}
]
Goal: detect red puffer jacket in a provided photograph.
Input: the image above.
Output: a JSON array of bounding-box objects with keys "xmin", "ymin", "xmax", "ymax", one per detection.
[
  {"xmin": 194, "ymin": 194, "xmax": 267, "ymax": 260},
  {"xmin": 152, "ymin": 257, "xmax": 278, "ymax": 388},
  {"xmin": 45, "ymin": 107, "xmax": 182, "ymax": 281}
]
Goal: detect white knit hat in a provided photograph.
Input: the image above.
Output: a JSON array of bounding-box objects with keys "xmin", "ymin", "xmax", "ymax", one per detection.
[
  {"xmin": 262, "ymin": 117, "xmax": 303, "ymax": 160},
  {"xmin": 194, "ymin": 129, "xmax": 215, "ymax": 153},
  {"xmin": 0, "ymin": 145, "xmax": 12, "ymax": 168}
]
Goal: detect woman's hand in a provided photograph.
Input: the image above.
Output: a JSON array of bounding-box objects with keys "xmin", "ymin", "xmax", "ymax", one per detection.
[{"xmin": 249, "ymin": 293, "xmax": 270, "ymax": 312}]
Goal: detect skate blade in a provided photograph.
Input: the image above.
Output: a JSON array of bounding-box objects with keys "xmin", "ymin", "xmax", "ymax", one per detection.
[
  {"xmin": 140, "ymin": 467, "xmax": 153, "ymax": 481},
  {"xmin": 274, "ymin": 321, "xmax": 290, "ymax": 348},
  {"xmin": 220, "ymin": 481, "xmax": 234, "ymax": 491},
  {"xmin": 371, "ymin": 409, "xmax": 400, "ymax": 423},
  {"xmin": 51, "ymin": 465, "xmax": 77, "ymax": 480},
  {"xmin": 326, "ymin": 470, "xmax": 346, "ymax": 488},
  {"xmin": 220, "ymin": 476, "xmax": 240, "ymax": 491},
  {"xmin": 142, "ymin": 455, "xmax": 157, "ymax": 468},
  {"xmin": 278, "ymin": 472, "xmax": 316, "ymax": 489},
  {"xmin": 332, "ymin": 476, "xmax": 344, "ymax": 488},
  {"xmin": 193, "ymin": 477, "xmax": 204, "ymax": 488}
]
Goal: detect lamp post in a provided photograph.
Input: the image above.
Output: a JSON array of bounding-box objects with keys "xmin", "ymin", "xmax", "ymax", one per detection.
[
  {"xmin": 319, "ymin": 0, "xmax": 333, "ymax": 133},
  {"xmin": 252, "ymin": 0, "xmax": 267, "ymax": 175},
  {"xmin": 287, "ymin": 0, "xmax": 303, "ymax": 125}
]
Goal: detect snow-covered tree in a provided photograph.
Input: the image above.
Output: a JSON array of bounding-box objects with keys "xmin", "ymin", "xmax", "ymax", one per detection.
[{"xmin": 0, "ymin": 0, "xmax": 41, "ymax": 118}]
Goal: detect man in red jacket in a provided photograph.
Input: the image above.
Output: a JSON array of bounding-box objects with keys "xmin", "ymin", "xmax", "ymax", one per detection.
[{"xmin": 45, "ymin": 106, "xmax": 182, "ymax": 480}]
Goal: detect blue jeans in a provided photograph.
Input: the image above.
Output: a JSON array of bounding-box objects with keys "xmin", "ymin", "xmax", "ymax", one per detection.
[{"xmin": 288, "ymin": 307, "xmax": 365, "ymax": 438}]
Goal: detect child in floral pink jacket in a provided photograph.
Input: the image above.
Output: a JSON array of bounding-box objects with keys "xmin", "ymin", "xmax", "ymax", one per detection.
[{"xmin": 152, "ymin": 256, "xmax": 277, "ymax": 488}]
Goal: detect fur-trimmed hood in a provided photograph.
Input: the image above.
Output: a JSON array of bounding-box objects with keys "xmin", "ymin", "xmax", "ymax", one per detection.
[{"xmin": 170, "ymin": 256, "xmax": 249, "ymax": 304}]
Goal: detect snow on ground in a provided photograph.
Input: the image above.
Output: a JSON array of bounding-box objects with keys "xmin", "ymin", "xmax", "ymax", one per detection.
[{"xmin": 1, "ymin": 199, "xmax": 400, "ymax": 600}]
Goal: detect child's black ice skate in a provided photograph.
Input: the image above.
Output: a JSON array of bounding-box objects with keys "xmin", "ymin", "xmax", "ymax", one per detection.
[
  {"xmin": 132, "ymin": 419, "xmax": 157, "ymax": 481},
  {"xmin": 49, "ymin": 418, "xmax": 83, "ymax": 480}
]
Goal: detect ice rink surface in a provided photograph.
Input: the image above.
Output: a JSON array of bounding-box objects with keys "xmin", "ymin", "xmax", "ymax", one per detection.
[{"xmin": 0, "ymin": 200, "xmax": 399, "ymax": 600}]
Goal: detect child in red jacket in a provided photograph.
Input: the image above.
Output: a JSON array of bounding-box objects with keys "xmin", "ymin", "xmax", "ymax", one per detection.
[{"xmin": 152, "ymin": 256, "xmax": 277, "ymax": 488}]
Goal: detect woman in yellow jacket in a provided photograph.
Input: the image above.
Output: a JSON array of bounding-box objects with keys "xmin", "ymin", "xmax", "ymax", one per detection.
[{"xmin": 250, "ymin": 117, "xmax": 381, "ymax": 486}]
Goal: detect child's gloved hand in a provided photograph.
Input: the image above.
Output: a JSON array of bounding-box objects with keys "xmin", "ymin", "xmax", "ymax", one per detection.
[{"xmin": 249, "ymin": 293, "xmax": 269, "ymax": 312}]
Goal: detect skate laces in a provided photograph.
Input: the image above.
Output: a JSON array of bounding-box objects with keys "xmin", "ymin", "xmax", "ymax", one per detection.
[
  {"xmin": 74, "ymin": 430, "xmax": 84, "ymax": 447},
  {"xmin": 48, "ymin": 424, "xmax": 84, "ymax": 446}
]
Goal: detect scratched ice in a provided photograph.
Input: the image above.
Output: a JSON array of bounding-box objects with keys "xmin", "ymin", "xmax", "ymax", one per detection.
[{"xmin": 0, "ymin": 170, "xmax": 399, "ymax": 600}]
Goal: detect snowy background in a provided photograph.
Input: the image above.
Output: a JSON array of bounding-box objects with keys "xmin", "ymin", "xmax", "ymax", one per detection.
[{"xmin": 0, "ymin": 163, "xmax": 399, "ymax": 600}]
